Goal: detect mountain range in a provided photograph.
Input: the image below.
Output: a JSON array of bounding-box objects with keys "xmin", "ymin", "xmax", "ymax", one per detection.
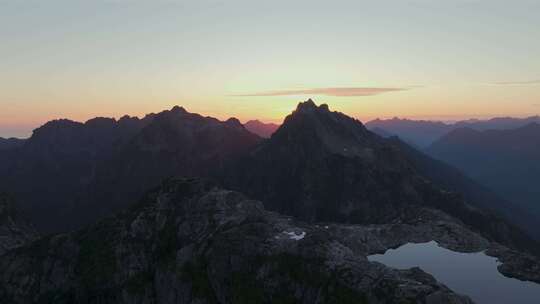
[
  {"xmin": 1, "ymin": 100, "xmax": 540, "ymax": 303},
  {"xmin": 0, "ymin": 107, "xmax": 260, "ymax": 232},
  {"xmin": 366, "ymin": 116, "xmax": 540, "ymax": 147},
  {"xmin": 426, "ymin": 123, "xmax": 540, "ymax": 239}
]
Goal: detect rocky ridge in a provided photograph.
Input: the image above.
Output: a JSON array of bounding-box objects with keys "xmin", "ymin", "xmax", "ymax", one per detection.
[
  {"xmin": 1, "ymin": 178, "xmax": 539, "ymax": 303},
  {"xmin": 0, "ymin": 178, "xmax": 483, "ymax": 304}
]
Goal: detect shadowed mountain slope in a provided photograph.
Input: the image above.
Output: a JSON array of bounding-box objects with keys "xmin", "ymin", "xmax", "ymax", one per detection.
[
  {"xmin": 221, "ymin": 100, "xmax": 540, "ymax": 255},
  {"xmin": 387, "ymin": 136, "xmax": 540, "ymax": 240},
  {"xmin": 0, "ymin": 107, "xmax": 260, "ymax": 232},
  {"xmin": 0, "ymin": 194, "xmax": 38, "ymax": 255},
  {"xmin": 427, "ymin": 123, "xmax": 540, "ymax": 239}
]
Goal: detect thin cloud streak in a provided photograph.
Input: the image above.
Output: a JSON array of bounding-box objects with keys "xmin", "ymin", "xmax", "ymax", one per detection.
[
  {"xmin": 491, "ymin": 80, "xmax": 540, "ymax": 85},
  {"xmin": 231, "ymin": 87, "xmax": 409, "ymax": 97}
]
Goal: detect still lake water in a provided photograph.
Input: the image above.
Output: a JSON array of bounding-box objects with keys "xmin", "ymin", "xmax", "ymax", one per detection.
[{"xmin": 368, "ymin": 241, "xmax": 540, "ymax": 304}]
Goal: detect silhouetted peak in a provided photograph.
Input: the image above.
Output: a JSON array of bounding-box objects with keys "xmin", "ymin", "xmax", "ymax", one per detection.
[
  {"xmin": 295, "ymin": 99, "xmax": 318, "ymax": 112},
  {"xmin": 245, "ymin": 119, "xmax": 262, "ymax": 125},
  {"xmin": 271, "ymin": 100, "xmax": 375, "ymax": 157},
  {"xmin": 40, "ymin": 119, "xmax": 81, "ymax": 129},
  {"xmin": 319, "ymin": 103, "xmax": 330, "ymax": 111},
  {"xmin": 293, "ymin": 99, "xmax": 335, "ymax": 117},
  {"xmin": 152, "ymin": 106, "xmax": 191, "ymax": 122},
  {"xmin": 118, "ymin": 115, "xmax": 136, "ymax": 122},
  {"xmin": 85, "ymin": 117, "xmax": 117, "ymax": 128},
  {"xmin": 31, "ymin": 119, "xmax": 82, "ymax": 139},
  {"xmin": 225, "ymin": 117, "xmax": 243, "ymax": 128},
  {"xmin": 170, "ymin": 105, "xmax": 187, "ymax": 114}
]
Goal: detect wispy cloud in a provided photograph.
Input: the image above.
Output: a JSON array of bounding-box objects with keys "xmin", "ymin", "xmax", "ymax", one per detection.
[
  {"xmin": 230, "ymin": 87, "xmax": 409, "ymax": 97},
  {"xmin": 491, "ymin": 80, "xmax": 540, "ymax": 85}
]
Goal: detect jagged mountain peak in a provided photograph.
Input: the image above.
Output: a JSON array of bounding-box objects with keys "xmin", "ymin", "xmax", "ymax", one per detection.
[
  {"xmin": 144, "ymin": 106, "xmax": 257, "ymax": 136},
  {"xmin": 170, "ymin": 105, "xmax": 188, "ymax": 114},
  {"xmin": 271, "ymin": 100, "xmax": 376, "ymax": 157},
  {"xmin": 294, "ymin": 98, "xmax": 317, "ymax": 111},
  {"xmin": 293, "ymin": 99, "xmax": 331, "ymax": 114},
  {"xmin": 225, "ymin": 117, "xmax": 243, "ymax": 128}
]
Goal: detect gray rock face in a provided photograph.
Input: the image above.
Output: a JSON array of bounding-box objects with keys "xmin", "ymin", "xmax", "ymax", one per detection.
[
  {"xmin": 0, "ymin": 194, "xmax": 38, "ymax": 255},
  {"xmin": 0, "ymin": 178, "xmax": 484, "ymax": 304}
]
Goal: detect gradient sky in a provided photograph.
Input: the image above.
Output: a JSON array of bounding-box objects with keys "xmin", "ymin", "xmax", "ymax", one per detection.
[{"xmin": 1, "ymin": 0, "xmax": 539, "ymax": 137}]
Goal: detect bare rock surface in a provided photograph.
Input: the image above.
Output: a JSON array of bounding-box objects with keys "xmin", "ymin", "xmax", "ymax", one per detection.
[{"xmin": 0, "ymin": 178, "xmax": 482, "ymax": 304}]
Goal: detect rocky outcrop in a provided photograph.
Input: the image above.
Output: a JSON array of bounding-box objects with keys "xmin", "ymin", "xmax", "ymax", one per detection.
[
  {"xmin": 0, "ymin": 194, "xmax": 38, "ymax": 255},
  {"xmin": 0, "ymin": 178, "xmax": 482, "ymax": 304}
]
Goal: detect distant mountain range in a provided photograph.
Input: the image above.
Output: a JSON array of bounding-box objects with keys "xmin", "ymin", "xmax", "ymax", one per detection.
[
  {"xmin": 0, "ymin": 108, "xmax": 260, "ymax": 232},
  {"xmin": 244, "ymin": 119, "xmax": 280, "ymax": 138},
  {"xmin": 366, "ymin": 116, "xmax": 540, "ymax": 147},
  {"xmin": 426, "ymin": 123, "xmax": 540, "ymax": 239},
  {"xmin": 0, "ymin": 101, "xmax": 536, "ymax": 251},
  {"xmin": 2, "ymin": 100, "xmax": 540, "ymax": 302},
  {"xmin": 0, "ymin": 137, "xmax": 25, "ymax": 151}
]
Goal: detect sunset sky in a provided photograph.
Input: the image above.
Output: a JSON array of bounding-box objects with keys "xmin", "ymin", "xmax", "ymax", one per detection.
[{"xmin": 1, "ymin": 0, "xmax": 539, "ymax": 137}]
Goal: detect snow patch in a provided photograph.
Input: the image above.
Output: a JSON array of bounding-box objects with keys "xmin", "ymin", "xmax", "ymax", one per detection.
[{"xmin": 283, "ymin": 231, "xmax": 306, "ymax": 241}]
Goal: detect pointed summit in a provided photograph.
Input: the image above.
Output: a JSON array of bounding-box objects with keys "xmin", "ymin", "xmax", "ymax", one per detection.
[
  {"xmin": 170, "ymin": 105, "xmax": 187, "ymax": 114},
  {"xmin": 225, "ymin": 117, "xmax": 243, "ymax": 129},
  {"xmin": 274, "ymin": 100, "xmax": 374, "ymax": 157},
  {"xmin": 295, "ymin": 98, "xmax": 317, "ymax": 113}
]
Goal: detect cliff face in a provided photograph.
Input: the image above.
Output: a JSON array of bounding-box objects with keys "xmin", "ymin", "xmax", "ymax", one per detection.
[
  {"xmin": 0, "ymin": 194, "xmax": 38, "ymax": 256},
  {"xmin": 0, "ymin": 178, "xmax": 481, "ymax": 304}
]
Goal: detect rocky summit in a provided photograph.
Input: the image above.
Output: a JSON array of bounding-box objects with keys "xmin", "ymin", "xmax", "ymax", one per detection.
[{"xmin": 2, "ymin": 178, "xmax": 540, "ymax": 303}]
